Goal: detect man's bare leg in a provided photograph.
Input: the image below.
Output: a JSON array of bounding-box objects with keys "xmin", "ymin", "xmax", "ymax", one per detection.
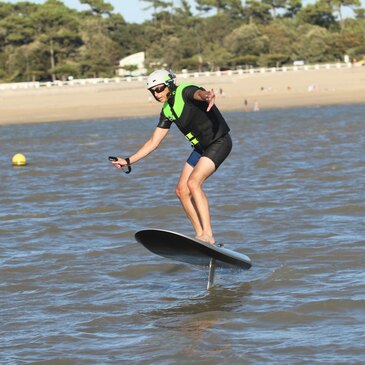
[
  {"xmin": 187, "ymin": 157, "xmax": 216, "ymax": 244},
  {"xmin": 176, "ymin": 162, "xmax": 204, "ymax": 238}
]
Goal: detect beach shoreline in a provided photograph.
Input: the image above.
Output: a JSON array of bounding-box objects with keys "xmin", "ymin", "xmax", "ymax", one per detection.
[{"xmin": 1, "ymin": 67, "xmax": 364, "ymax": 125}]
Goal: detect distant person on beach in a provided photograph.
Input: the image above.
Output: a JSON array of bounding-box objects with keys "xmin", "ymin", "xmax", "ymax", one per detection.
[{"xmin": 110, "ymin": 69, "xmax": 232, "ymax": 245}]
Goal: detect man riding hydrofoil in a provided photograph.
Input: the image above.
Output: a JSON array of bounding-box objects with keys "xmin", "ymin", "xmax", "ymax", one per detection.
[{"xmin": 111, "ymin": 70, "xmax": 232, "ymax": 244}]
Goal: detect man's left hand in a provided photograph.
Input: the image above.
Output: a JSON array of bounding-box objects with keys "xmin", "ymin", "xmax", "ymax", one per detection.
[{"xmin": 206, "ymin": 89, "xmax": 215, "ymax": 112}]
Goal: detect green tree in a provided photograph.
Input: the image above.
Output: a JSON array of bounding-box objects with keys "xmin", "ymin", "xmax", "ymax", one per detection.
[
  {"xmin": 0, "ymin": 3, "xmax": 40, "ymax": 81},
  {"xmin": 338, "ymin": 18, "xmax": 365, "ymax": 58},
  {"xmin": 196, "ymin": 0, "xmax": 245, "ymax": 18},
  {"xmin": 122, "ymin": 64, "xmax": 138, "ymax": 75},
  {"xmin": 78, "ymin": 18, "xmax": 120, "ymax": 77},
  {"xmin": 262, "ymin": 21, "xmax": 295, "ymax": 58},
  {"xmin": 172, "ymin": 12, "xmax": 204, "ymax": 70},
  {"xmin": 353, "ymin": 7, "xmax": 365, "ymax": 18},
  {"xmin": 80, "ymin": 0, "xmax": 114, "ymax": 16},
  {"xmin": 245, "ymin": 0, "xmax": 273, "ymax": 24},
  {"xmin": 0, "ymin": 13, "xmax": 35, "ymax": 47},
  {"xmin": 202, "ymin": 42, "xmax": 233, "ymax": 70},
  {"xmin": 262, "ymin": 0, "xmax": 288, "ymax": 18},
  {"xmin": 51, "ymin": 61, "xmax": 80, "ymax": 80},
  {"xmin": 30, "ymin": 0, "xmax": 82, "ymax": 81},
  {"xmin": 297, "ymin": 1, "xmax": 337, "ymax": 28},
  {"xmin": 224, "ymin": 24, "xmax": 269, "ymax": 56},
  {"xmin": 284, "ymin": 0, "xmax": 302, "ymax": 18},
  {"xmin": 223, "ymin": 0, "xmax": 246, "ymax": 20},
  {"xmin": 0, "ymin": 2, "xmax": 13, "ymax": 18},
  {"xmin": 195, "ymin": 0, "xmax": 226, "ymax": 13},
  {"xmin": 0, "ymin": 0, "xmax": 364, "ymax": 81},
  {"xmin": 294, "ymin": 25, "xmax": 337, "ymax": 62},
  {"xmin": 141, "ymin": 0, "xmax": 172, "ymax": 23},
  {"xmin": 106, "ymin": 14, "xmax": 145, "ymax": 59}
]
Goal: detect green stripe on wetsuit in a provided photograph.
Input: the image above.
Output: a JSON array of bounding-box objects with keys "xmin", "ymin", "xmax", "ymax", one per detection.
[
  {"xmin": 185, "ymin": 132, "xmax": 199, "ymax": 146},
  {"xmin": 160, "ymin": 82, "xmax": 230, "ymax": 151},
  {"xmin": 162, "ymin": 83, "xmax": 200, "ymax": 147}
]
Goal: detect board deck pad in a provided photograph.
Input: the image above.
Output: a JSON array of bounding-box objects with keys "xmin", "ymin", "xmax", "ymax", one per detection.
[{"xmin": 135, "ymin": 229, "xmax": 252, "ymax": 270}]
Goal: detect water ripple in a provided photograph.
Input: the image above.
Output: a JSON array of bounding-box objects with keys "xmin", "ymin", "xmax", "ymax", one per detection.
[{"xmin": 1, "ymin": 105, "xmax": 365, "ymax": 364}]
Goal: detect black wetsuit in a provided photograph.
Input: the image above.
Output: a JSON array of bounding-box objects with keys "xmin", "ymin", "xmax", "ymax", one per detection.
[{"xmin": 157, "ymin": 83, "xmax": 232, "ymax": 169}]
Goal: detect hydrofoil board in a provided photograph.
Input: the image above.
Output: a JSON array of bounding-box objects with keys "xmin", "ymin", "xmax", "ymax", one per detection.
[{"xmin": 135, "ymin": 229, "xmax": 252, "ymax": 270}]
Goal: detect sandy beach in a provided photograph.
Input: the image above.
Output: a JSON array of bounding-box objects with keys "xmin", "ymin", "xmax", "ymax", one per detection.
[{"xmin": 1, "ymin": 66, "xmax": 364, "ymax": 125}]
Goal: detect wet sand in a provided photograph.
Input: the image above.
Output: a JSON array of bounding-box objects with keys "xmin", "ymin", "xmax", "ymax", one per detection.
[{"xmin": 0, "ymin": 66, "xmax": 364, "ymax": 125}]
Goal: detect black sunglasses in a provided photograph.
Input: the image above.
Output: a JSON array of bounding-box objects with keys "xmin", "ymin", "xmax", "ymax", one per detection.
[{"xmin": 150, "ymin": 84, "xmax": 167, "ymax": 94}]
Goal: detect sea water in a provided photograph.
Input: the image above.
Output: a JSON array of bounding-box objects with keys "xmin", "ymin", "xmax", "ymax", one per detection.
[{"xmin": 1, "ymin": 104, "xmax": 365, "ymax": 364}]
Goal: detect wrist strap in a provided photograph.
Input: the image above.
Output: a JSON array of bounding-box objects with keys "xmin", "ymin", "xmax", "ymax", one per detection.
[{"xmin": 123, "ymin": 157, "xmax": 132, "ymax": 174}]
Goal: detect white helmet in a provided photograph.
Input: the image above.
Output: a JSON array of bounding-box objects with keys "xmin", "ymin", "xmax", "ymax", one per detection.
[{"xmin": 146, "ymin": 69, "xmax": 176, "ymax": 89}]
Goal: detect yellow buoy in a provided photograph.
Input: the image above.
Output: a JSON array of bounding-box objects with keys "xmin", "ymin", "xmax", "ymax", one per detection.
[{"xmin": 12, "ymin": 153, "xmax": 27, "ymax": 166}]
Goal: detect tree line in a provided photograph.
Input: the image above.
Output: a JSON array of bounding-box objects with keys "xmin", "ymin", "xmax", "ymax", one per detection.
[{"xmin": 0, "ymin": 0, "xmax": 364, "ymax": 82}]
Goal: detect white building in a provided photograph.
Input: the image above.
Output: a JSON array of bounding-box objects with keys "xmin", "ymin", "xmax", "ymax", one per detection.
[{"xmin": 117, "ymin": 52, "xmax": 147, "ymax": 77}]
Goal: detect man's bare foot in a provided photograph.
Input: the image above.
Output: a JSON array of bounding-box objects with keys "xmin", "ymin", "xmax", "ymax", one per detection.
[{"xmin": 195, "ymin": 234, "xmax": 215, "ymax": 245}]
